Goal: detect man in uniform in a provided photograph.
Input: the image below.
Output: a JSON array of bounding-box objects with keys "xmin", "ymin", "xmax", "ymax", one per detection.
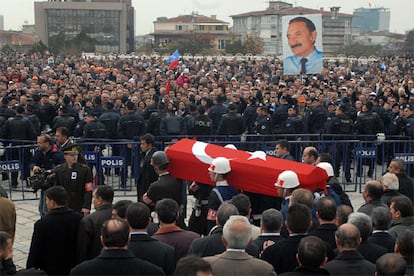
[
  {"xmin": 206, "ymin": 157, "xmax": 238, "ymax": 233},
  {"xmin": 54, "ymin": 144, "xmax": 93, "ymax": 216},
  {"xmin": 142, "ymin": 150, "xmax": 186, "ymax": 228}
]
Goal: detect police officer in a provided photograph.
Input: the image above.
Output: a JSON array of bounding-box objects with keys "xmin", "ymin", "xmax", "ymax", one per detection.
[
  {"xmin": 54, "ymin": 144, "xmax": 93, "ymax": 216},
  {"xmin": 142, "ymin": 151, "xmax": 186, "ymax": 228},
  {"xmin": 243, "ymin": 96, "xmax": 259, "ymax": 134},
  {"xmin": 307, "ymin": 97, "xmax": 328, "ymax": 135},
  {"xmin": 118, "ymin": 101, "xmax": 146, "ymax": 183},
  {"xmin": 403, "ymin": 104, "xmax": 414, "ymax": 139},
  {"xmin": 327, "ymin": 105, "xmax": 353, "ymax": 182},
  {"xmin": 0, "ymin": 97, "xmax": 15, "ymax": 125},
  {"xmin": 0, "ymin": 97, "xmax": 16, "ymax": 181},
  {"xmin": 206, "ymin": 157, "xmax": 238, "ymax": 233},
  {"xmin": 189, "ymin": 105, "xmax": 212, "ymax": 137},
  {"xmin": 355, "ymin": 101, "xmax": 385, "ymax": 177},
  {"xmin": 272, "ymin": 95, "xmax": 290, "ymax": 134},
  {"xmin": 52, "ymin": 105, "xmax": 76, "ymax": 135},
  {"xmin": 389, "ymin": 104, "xmax": 406, "ymax": 137},
  {"xmin": 83, "ymin": 111, "xmax": 108, "ymax": 185},
  {"xmin": 160, "ymin": 108, "xmax": 186, "ymax": 136},
  {"xmin": 98, "ymin": 102, "xmax": 120, "ymax": 140},
  {"xmin": 25, "ymin": 104, "xmax": 41, "ymax": 136},
  {"xmin": 0, "ymin": 104, "xmax": 36, "ymax": 187},
  {"xmin": 255, "ymin": 106, "xmax": 272, "ymax": 135},
  {"xmin": 147, "ymin": 101, "xmax": 167, "ymax": 136},
  {"xmin": 217, "ymin": 103, "xmax": 245, "ymax": 136},
  {"xmin": 208, "ymin": 96, "xmax": 228, "ymax": 135},
  {"xmin": 282, "ymin": 105, "xmax": 305, "ymax": 140}
]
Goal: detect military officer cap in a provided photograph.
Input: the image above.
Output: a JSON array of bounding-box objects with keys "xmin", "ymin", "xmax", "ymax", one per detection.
[{"xmin": 62, "ymin": 143, "xmax": 79, "ymax": 156}]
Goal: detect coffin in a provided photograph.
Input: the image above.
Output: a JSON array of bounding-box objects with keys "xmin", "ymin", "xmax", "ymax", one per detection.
[{"xmin": 165, "ymin": 138, "xmax": 328, "ymax": 197}]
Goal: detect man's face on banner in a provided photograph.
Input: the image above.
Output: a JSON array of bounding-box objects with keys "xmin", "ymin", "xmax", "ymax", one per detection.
[{"xmin": 287, "ymin": 20, "xmax": 317, "ymax": 57}]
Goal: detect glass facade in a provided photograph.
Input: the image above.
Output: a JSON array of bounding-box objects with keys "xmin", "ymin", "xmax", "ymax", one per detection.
[{"xmin": 46, "ymin": 9, "xmax": 121, "ymax": 53}]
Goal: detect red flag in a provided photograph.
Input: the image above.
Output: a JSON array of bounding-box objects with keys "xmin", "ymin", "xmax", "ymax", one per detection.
[
  {"xmin": 165, "ymin": 79, "xmax": 171, "ymax": 94},
  {"xmin": 168, "ymin": 59, "xmax": 179, "ymax": 70},
  {"xmin": 166, "ymin": 139, "xmax": 327, "ymax": 197}
]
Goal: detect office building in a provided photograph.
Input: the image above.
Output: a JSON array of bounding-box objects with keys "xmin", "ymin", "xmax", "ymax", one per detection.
[{"xmin": 34, "ymin": 0, "xmax": 135, "ymax": 53}]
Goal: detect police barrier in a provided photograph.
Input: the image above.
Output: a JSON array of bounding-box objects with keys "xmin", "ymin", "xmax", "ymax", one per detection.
[{"xmin": 1, "ymin": 135, "xmax": 413, "ymax": 201}]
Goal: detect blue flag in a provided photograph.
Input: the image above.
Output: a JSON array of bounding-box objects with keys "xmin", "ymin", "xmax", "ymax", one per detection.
[{"xmin": 167, "ymin": 49, "xmax": 180, "ymax": 63}]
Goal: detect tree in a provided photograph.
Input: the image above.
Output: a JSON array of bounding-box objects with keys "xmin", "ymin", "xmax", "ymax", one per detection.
[
  {"xmin": 1, "ymin": 44, "xmax": 16, "ymax": 54},
  {"xmin": 225, "ymin": 39, "xmax": 244, "ymax": 55},
  {"xmin": 175, "ymin": 32, "xmax": 214, "ymax": 55},
  {"xmin": 338, "ymin": 42, "xmax": 382, "ymax": 57},
  {"xmin": 29, "ymin": 40, "xmax": 49, "ymax": 55},
  {"xmin": 244, "ymin": 35, "xmax": 264, "ymax": 55},
  {"xmin": 225, "ymin": 36, "xmax": 264, "ymax": 55}
]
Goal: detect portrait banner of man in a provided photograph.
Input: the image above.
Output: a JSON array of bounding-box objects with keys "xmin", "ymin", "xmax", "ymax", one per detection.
[{"xmin": 282, "ymin": 14, "xmax": 323, "ymax": 75}]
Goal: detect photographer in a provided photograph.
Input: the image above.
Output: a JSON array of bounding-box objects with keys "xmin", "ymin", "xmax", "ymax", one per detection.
[{"xmin": 32, "ymin": 134, "xmax": 65, "ymax": 218}]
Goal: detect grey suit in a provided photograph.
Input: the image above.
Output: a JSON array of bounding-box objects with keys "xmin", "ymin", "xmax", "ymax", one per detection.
[{"xmin": 204, "ymin": 250, "xmax": 276, "ymax": 276}]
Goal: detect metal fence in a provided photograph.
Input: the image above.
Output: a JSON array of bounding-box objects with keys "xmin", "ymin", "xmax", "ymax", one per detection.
[{"xmin": 1, "ymin": 134, "xmax": 413, "ymax": 200}]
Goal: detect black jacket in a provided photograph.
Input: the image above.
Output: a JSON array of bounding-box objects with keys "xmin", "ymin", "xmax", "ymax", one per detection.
[
  {"xmin": 280, "ymin": 266, "xmax": 330, "ymax": 276},
  {"xmin": 324, "ymin": 250, "xmax": 376, "ymax": 276},
  {"xmin": 70, "ymin": 249, "xmax": 165, "ymax": 275},
  {"xmin": 358, "ymin": 240, "xmax": 388, "ymax": 264},
  {"xmin": 98, "ymin": 111, "xmax": 121, "ymax": 139},
  {"xmin": 118, "ymin": 112, "xmax": 145, "ymax": 139},
  {"xmin": 137, "ymin": 148, "xmax": 158, "ymax": 201},
  {"xmin": 310, "ymin": 223, "xmax": 338, "ymax": 250},
  {"xmin": 217, "ymin": 112, "xmax": 245, "ymax": 135},
  {"xmin": 208, "ymin": 103, "xmax": 228, "ymax": 133},
  {"xmin": 128, "ymin": 233, "xmax": 175, "ymax": 275},
  {"xmin": 27, "ymin": 207, "xmax": 83, "ymax": 275},
  {"xmin": 396, "ymin": 173, "xmax": 414, "ymax": 203},
  {"xmin": 368, "ymin": 231, "xmax": 396, "ymax": 253},
  {"xmin": 0, "ymin": 115, "xmax": 36, "ymax": 142},
  {"xmin": 253, "ymin": 234, "xmax": 284, "ymax": 252},
  {"xmin": 77, "ymin": 204, "xmax": 113, "ymax": 263},
  {"xmin": 52, "ymin": 114, "xmax": 76, "ymax": 135},
  {"xmin": 261, "ymin": 234, "xmax": 307, "ymax": 274}
]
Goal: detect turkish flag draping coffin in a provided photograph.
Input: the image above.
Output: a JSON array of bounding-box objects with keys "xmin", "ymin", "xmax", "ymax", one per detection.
[{"xmin": 165, "ymin": 138, "xmax": 328, "ymax": 197}]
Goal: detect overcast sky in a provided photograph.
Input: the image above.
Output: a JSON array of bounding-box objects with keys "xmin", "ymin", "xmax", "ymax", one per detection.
[{"xmin": 1, "ymin": 0, "xmax": 413, "ymax": 35}]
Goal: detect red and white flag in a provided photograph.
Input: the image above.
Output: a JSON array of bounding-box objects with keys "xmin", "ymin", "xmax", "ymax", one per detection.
[{"xmin": 166, "ymin": 139, "xmax": 328, "ymax": 197}]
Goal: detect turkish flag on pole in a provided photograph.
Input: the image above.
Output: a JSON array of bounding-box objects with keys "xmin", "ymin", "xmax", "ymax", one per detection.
[{"xmin": 166, "ymin": 139, "xmax": 328, "ymax": 197}]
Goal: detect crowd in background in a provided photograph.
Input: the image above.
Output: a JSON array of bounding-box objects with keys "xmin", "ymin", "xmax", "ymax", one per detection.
[
  {"xmin": 0, "ymin": 51, "xmax": 414, "ymax": 275},
  {"xmin": 0, "ymin": 52, "xmax": 413, "ymax": 144}
]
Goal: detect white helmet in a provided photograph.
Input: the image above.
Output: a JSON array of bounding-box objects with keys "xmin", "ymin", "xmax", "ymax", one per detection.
[
  {"xmin": 274, "ymin": 170, "xmax": 300, "ymax": 189},
  {"xmin": 316, "ymin": 162, "xmax": 334, "ymax": 177},
  {"xmin": 208, "ymin": 157, "xmax": 231, "ymax": 174},
  {"xmin": 224, "ymin": 144, "xmax": 237, "ymax": 150}
]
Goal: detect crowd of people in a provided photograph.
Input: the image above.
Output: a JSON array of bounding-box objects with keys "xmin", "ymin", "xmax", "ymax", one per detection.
[
  {"xmin": 0, "ymin": 52, "xmax": 413, "ymax": 143},
  {"xmin": 0, "ymin": 51, "xmax": 414, "ymax": 275}
]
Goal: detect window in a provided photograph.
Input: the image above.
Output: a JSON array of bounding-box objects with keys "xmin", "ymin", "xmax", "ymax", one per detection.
[
  {"xmin": 218, "ymin": 39, "xmax": 229, "ymax": 50},
  {"xmin": 175, "ymin": 25, "xmax": 188, "ymax": 31}
]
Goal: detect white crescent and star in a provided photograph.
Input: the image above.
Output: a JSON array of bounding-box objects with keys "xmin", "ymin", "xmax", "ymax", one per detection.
[
  {"xmin": 191, "ymin": 141, "xmax": 267, "ymax": 164},
  {"xmin": 192, "ymin": 141, "xmax": 214, "ymax": 164}
]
